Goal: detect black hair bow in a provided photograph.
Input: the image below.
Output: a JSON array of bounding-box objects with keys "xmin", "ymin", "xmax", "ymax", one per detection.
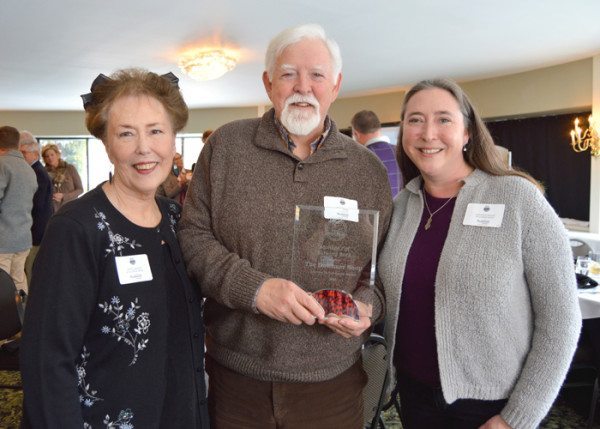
[{"xmin": 80, "ymin": 72, "xmax": 180, "ymax": 110}]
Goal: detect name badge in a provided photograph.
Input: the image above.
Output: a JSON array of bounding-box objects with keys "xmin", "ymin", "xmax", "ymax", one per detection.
[
  {"xmin": 463, "ymin": 203, "xmax": 505, "ymax": 228},
  {"xmin": 115, "ymin": 254, "xmax": 153, "ymax": 285},
  {"xmin": 323, "ymin": 196, "xmax": 359, "ymax": 222}
]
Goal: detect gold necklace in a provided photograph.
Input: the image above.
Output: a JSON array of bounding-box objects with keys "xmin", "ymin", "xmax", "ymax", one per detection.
[{"xmin": 423, "ymin": 192, "xmax": 456, "ymax": 230}]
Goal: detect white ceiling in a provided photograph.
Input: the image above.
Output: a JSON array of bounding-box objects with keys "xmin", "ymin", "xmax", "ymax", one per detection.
[{"xmin": 1, "ymin": 0, "xmax": 600, "ymax": 111}]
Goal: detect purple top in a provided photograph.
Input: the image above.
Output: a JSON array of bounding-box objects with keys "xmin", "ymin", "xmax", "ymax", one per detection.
[
  {"xmin": 366, "ymin": 140, "xmax": 402, "ymax": 198},
  {"xmin": 394, "ymin": 190, "xmax": 456, "ymax": 387}
]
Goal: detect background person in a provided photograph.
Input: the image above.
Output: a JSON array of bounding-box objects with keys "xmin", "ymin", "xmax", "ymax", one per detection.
[
  {"xmin": 173, "ymin": 152, "xmax": 189, "ymax": 203},
  {"xmin": 179, "ymin": 24, "xmax": 392, "ymax": 428},
  {"xmin": 351, "ymin": 109, "xmax": 402, "ymax": 198},
  {"xmin": 0, "ymin": 125, "xmax": 37, "ymax": 294},
  {"xmin": 173, "ymin": 152, "xmax": 185, "ymax": 177},
  {"xmin": 379, "ymin": 78, "xmax": 581, "ymax": 429},
  {"xmin": 41, "ymin": 143, "xmax": 83, "ymax": 212},
  {"xmin": 20, "ymin": 69, "xmax": 209, "ymax": 428},
  {"xmin": 156, "ymin": 153, "xmax": 183, "ymax": 201},
  {"xmin": 19, "ymin": 130, "xmax": 53, "ymax": 286},
  {"xmin": 201, "ymin": 129, "xmax": 213, "ymax": 143}
]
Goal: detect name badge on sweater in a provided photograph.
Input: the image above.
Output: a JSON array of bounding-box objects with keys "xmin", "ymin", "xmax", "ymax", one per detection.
[
  {"xmin": 463, "ymin": 203, "xmax": 505, "ymax": 228},
  {"xmin": 115, "ymin": 254, "xmax": 153, "ymax": 285},
  {"xmin": 323, "ymin": 196, "xmax": 359, "ymax": 222}
]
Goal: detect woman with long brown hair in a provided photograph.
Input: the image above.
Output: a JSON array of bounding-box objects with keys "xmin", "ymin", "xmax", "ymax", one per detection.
[{"xmin": 379, "ymin": 78, "xmax": 580, "ymax": 429}]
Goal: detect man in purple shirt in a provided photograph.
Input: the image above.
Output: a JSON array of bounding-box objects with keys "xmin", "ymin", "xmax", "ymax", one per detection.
[{"xmin": 351, "ymin": 110, "xmax": 402, "ymax": 198}]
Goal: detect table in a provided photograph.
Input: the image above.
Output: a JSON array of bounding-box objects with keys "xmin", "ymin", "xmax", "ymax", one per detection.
[
  {"xmin": 577, "ymin": 269, "xmax": 600, "ymax": 319},
  {"xmin": 579, "ymin": 287, "xmax": 600, "ymax": 319}
]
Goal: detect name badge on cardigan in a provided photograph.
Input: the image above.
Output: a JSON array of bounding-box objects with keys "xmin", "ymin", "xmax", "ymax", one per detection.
[
  {"xmin": 463, "ymin": 203, "xmax": 505, "ymax": 228},
  {"xmin": 115, "ymin": 254, "xmax": 153, "ymax": 285}
]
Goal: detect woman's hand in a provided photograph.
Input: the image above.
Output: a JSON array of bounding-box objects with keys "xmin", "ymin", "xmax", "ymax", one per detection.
[
  {"xmin": 319, "ymin": 300, "xmax": 372, "ymax": 338},
  {"xmin": 53, "ymin": 192, "xmax": 64, "ymax": 202},
  {"xmin": 479, "ymin": 415, "xmax": 511, "ymax": 429}
]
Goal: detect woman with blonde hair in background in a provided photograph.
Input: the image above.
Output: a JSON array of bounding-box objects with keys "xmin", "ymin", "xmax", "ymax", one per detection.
[{"xmin": 41, "ymin": 143, "xmax": 83, "ymax": 212}]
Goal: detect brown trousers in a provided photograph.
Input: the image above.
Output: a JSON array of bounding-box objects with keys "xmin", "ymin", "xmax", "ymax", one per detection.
[{"xmin": 206, "ymin": 356, "xmax": 367, "ymax": 429}]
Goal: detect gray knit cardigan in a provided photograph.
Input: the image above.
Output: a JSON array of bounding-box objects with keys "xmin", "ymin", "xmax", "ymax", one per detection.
[{"xmin": 378, "ymin": 169, "xmax": 581, "ymax": 429}]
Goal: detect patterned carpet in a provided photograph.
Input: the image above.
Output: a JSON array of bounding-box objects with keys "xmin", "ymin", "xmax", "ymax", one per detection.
[
  {"xmin": 1, "ymin": 370, "xmax": 599, "ymax": 428},
  {"xmin": 379, "ymin": 393, "xmax": 600, "ymax": 429},
  {"xmin": 380, "ymin": 403, "xmax": 597, "ymax": 429},
  {"xmin": 0, "ymin": 371, "xmax": 22, "ymax": 429}
]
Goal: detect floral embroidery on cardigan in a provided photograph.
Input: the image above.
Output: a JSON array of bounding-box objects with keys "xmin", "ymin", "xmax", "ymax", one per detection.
[
  {"xmin": 103, "ymin": 408, "xmax": 134, "ymax": 429},
  {"xmin": 83, "ymin": 408, "xmax": 134, "ymax": 429},
  {"xmin": 168, "ymin": 203, "xmax": 179, "ymax": 234},
  {"xmin": 77, "ymin": 346, "xmax": 103, "ymax": 408},
  {"xmin": 94, "ymin": 209, "xmax": 141, "ymax": 256},
  {"xmin": 98, "ymin": 297, "xmax": 150, "ymax": 366}
]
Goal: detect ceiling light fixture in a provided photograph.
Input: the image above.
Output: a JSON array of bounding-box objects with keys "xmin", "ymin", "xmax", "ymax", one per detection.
[
  {"xmin": 570, "ymin": 115, "xmax": 599, "ymax": 157},
  {"xmin": 178, "ymin": 48, "xmax": 237, "ymax": 81}
]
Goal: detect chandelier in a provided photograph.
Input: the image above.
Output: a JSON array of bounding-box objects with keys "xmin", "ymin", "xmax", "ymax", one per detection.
[
  {"xmin": 178, "ymin": 49, "xmax": 237, "ymax": 81},
  {"xmin": 570, "ymin": 115, "xmax": 600, "ymax": 157}
]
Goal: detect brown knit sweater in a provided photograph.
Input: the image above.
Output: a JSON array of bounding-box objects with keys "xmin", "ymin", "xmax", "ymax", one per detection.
[{"xmin": 179, "ymin": 109, "xmax": 392, "ymax": 382}]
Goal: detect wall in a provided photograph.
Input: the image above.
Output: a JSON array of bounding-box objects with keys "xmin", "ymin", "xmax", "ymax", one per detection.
[
  {"xmin": 0, "ymin": 111, "xmax": 87, "ymax": 136},
  {"xmin": 0, "ymin": 58, "xmax": 594, "ymax": 135},
  {"xmin": 461, "ymin": 58, "xmax": 592, "ymax": 119},
  {"xmin": 329, "ymin": 90, "xmax": 405, "ymax": 128},
  {"xmin": 187, "ymin": 106, "xmax": 258, "ymax": 131},
  {"xmin": 0, "ymin": 106, "xmax": 257, "ymax": 136}
]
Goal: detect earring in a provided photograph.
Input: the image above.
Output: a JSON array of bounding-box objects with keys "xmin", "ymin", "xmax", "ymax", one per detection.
[
  {"xmin": 463, "ymin": 145, "xmax": 467, "ymax": 152},
  {"xmin": 109, "ymin": 171, "xmax": 113, "ymax": 184}
]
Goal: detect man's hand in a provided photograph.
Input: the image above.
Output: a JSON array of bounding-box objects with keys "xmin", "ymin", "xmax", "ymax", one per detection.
[
  {"xmin": 479, "ymin": 415, "xmax": 511, "ymax": 429},
  {"xmin": 255, "ymin": 278, "xmax": 325, "ymax": 325},
  {"xmin": 319, "ymin": 300, "xmax": 372, "ymax": 338}
]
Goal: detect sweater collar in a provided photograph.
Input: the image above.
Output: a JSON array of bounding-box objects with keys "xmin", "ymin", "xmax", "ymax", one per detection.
[
  {"xmin": 1, "ymin": 149, "xmax": 25, "ymax": 160},
  {"xmin": 254, "ymin": 108, "xmax": 348, "ymax": 163},
  {"xmin": 365, "ymin": 135, "xmax": 391, "ymax": 146},
  {"xmin": 274, "ymin": 115, "xmax": 331, "ymax": 155},
  {"xmin": 405, "ymin": 168, "xmax": 488, "ymax": 195}
]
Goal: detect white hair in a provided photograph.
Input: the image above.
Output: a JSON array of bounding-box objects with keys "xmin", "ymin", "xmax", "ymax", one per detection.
[
  {"xmin": 19, "ymin": 130, "xmax": 40, "ymax": 151},
  {"xmin": 265, "ymin": 23, "xmax": 342, "ymax": 84}
]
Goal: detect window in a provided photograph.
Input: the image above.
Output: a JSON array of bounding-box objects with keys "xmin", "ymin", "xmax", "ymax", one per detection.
[
  {"xmin": 87, "ymin": 138, "xmax": 112, "ymax": 190},
  {"xmin": 182, "ymin": 137, "xmax": 204, "ymax": 170},
  {"xmin": 38, "ymin": 134, "xmax": 203, "ymax": 192}
]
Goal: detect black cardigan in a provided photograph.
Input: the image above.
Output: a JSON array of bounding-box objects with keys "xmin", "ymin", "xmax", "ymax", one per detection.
[{"xmin": 20, "ymin": 185, "xmax": 209, "ymax": 428}]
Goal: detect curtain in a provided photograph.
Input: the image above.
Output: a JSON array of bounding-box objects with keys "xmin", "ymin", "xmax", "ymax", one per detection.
[{"xmin": 486, "ymin": 112, "xmax": 591, "ymax": 221}]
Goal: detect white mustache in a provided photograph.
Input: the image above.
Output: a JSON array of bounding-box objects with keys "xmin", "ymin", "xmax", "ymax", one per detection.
[{"xmin": 284, "ymin": 94, "xmax": 319, "ymax": 110}]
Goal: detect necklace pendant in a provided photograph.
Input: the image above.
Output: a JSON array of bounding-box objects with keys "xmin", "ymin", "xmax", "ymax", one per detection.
[{"xmin": 424, "ymin": 216, "xmax": 432, "ymax": 230}]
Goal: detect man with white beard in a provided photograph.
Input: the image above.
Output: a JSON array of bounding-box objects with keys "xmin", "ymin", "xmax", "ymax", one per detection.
[{"xmin": 179, "ymin": 24, "xmax": 392, "ymax": 428}]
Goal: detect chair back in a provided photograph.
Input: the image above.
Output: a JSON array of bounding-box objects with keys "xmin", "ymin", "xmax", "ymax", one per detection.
[
  {"xmin": 0, "ymin": 268, "xmax": 23, "ymax": 340},
  {"xmin": 362, "ymin": 333, "xmax": 389, "ymax": 428},
  {"xmin": 571, "ymin": 239, "xmax": 593, "ymax": 260}
]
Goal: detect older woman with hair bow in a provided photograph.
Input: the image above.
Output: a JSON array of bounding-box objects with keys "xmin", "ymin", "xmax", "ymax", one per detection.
[{"xmin": 20, "ymin": 69, "xmax": 209, "ymax": 428}]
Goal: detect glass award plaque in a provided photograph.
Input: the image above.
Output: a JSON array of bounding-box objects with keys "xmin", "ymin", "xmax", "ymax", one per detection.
[{"xmin": 291, "ymin": 204, "xmax": 379, "ymax": 321}]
